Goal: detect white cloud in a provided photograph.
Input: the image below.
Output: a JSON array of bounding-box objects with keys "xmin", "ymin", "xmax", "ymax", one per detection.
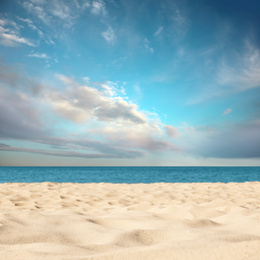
[
  {"xmin": 55, "ymin": 74, "xmax": 78, "ymax": 86},
  {"xmin": 144, "ymin": 38, "xmax": 154, "ymax": 53},
  {"xmin": 48, "ymin": 75, "xmax": 177, "ymax": 152},
  {"xmin": 21, "ymin": 0, "xmax": 75, "ymax": 28},
  {"xmin": 82, "ymin": 76, "xmax": 90, "ymax": 83},
  {"xmin": 0, "ymin": 32, "xmax": 34, "ymax": 47},
  {"xmin": 22, "ymin": 1, "xmax": 50, "ymax": 24},
  {"xmin": 0, "ymin": 19, "xmax": 6, "ymax": 26},
  {"xmin": 91, "ymin": 0, "xmax": 105, "ymax": 15},
  {"xmin": 217, "ymin": 41, "xmax": 260, "ymax": 92},
  {"xmin": 0, "ymin": 20, "xmax": 35, "ymax": 47},
  {"xmin": 28, "ymin": 53, "xmax": 49, "ymax": 59},
  {"xmin": 0, "ymin": 62, "xmax": 178, "ymax": 159},
  {"xmin": 102, "ymin": 27, "xmax": 115, "ymax": 44},
  {"xmin": 82, "ymin": 0, "xmax": 91, "ymax": 9},
  {"xmin": 49, "ymin": 78, "xmax": 147, "ymax": 124},
  {"xmin": 222, "ymin": 108, "xmax": 232, "ymax": 116},
  {"xmin": 99, "ymin": 124, "xmax": 175, "ymax": 151},
  {"xmin": 50, "ymin": 0, "xmax": 75, "ymax": 27},
  {"xmin": 17, "ymin": 17, "xmax": 44, "ymax": 37},
  {"xmin": 154, "ymin": 26, "xmax": 163, "ymax": 36}
]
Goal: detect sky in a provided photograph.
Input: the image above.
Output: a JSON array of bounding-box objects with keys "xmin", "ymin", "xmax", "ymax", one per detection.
[{"xmin": 0, "ymin": 0, "xmax": 260, "ymax": 166}]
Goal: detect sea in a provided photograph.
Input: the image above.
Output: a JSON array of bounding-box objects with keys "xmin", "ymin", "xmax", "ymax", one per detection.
[{"xmin": 0, "ymin": 167, "xmax": 259, "ymax": 183}]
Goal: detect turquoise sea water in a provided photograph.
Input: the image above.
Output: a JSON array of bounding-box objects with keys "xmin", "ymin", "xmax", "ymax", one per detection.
[{"xmin": 0, "ymin": 167, "xmax": 259, "ymax": 183}]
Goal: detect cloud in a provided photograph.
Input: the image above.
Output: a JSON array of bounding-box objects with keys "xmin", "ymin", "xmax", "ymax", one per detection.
[
  {"xmin": 0, "ymin": 141, "xmax": 143, "ymax": 159},
  {"xmin": 50, "ymin": 75, "xmax": 147, "ymax": 124},
  {"xmin": 154, "ymin": 26, "xmax": 163, "ymax": 36},
  {"xmin": 28, "ymin": 52, "xmax": 49, "ymax": 59},
  {"xmin": 50, "ymin": 0, "xmax": 75, "ymax": 27},
  {"xmin": 183, "ymin": 121, "xmax": 260, "ymax": 159},
  {"xmin": 0, "ymin": 62, "xmax": 177, "ymax": 161},
  {"xmin": 98, "ymin": 123, "xmax": 175, "ymax": 152},
  {"xmin": 222, "ymin": 108, "xmax": 232, "ymax": 116},
  {"xmin": 21, "ymin": 0, "xmax": 76, "ymax": 28},
  {"xmin": 217, "ymin": 41, "xmax": 260, "ymax": 92},
  {"xmin": 102, "ymin": 27, "xmax": 115, "ymax": 44},
  {"xmin": 164, "ymin": 125, "xmax": 178, "ymax": 137},
  {"xmin": 0, "ymin": 61, "xmax": 44, "ymax": 94},
  {"xmin": 188, "ymin": 40, "xmax": 260, "ymax": 105},
  {"xmin": 0, "ymin": 143, "xmax": 10, "ymax": 148},
  {"xmin": 0, "ymin": 18, "xmax": 35, "ymax": 47},
  {"xmin": 16, "ymin": 17, "xmax": 44, "ymax": 37},
  {"xmin": 0, "ymin": 32, "xmax": 35, "ymax": 47},
  {"xmin": 0, "ymin": 87, "xmax": 45, "ymax": 140},
  {"xmin": 22, "ymin": 1, "xmax": 50, "ymax": 24},
  {"xmin": 144, "ymin": 38, "xmax": 154, "ymax": 53},
  {"xmin": 91, "ymin": 0, "xmax": 106, "ymax": 15}
]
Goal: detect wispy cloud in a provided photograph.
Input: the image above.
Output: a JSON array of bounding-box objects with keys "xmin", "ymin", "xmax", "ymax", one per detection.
[
  {"xmin": 21, "ymin": 0, "xmax": 76, "ymax": 28},
  {"xmin": 28, "ymin": 52, "xmax": 49, "ymax": 59},
  {"xmin": 17, "ymin": 17, "xmax": 44, "ymax": 37},
  {"xmin": 22, "ymin": 1, "xmax": 50, "ymax": 24},
  {"xmin": 91, "ymin": 0, "xmax": 106, "ymax": 15},
  {"xmin": 188, "ymin": 40, "xmax": 260, "ymax": 105},
  {"xmin": 154, "ymin": 26, "xmax": 163, "ymax": 36},
  {"xmin": 217, "ymin": 41, "xmax": 260, "ymax": 92},
  {"xmin": 102, "ymin": 26, "xmax": 115, "ymax": 44},
  {"xmin": 222, "ymin": 108, "xmax": 232, "ymax": 116},
  {"xmin": 144, "ymin": 38, "xmax": 154, "ymax": 53},
  {"xmin": 0, "ymin": 141, "xmax": 143, "ymax": 159},
  {"xmin": 0, "ymin": 18, "xmax": 35, "ymax": 47}
]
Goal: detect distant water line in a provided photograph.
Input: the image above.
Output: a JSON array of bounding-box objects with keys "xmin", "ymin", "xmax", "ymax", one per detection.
[{"xmin": 0, "ymin": 167, "xmax": 259, "ymax": 183}]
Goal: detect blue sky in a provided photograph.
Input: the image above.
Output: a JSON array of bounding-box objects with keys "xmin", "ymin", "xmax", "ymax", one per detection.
[{"xmin": 0, "ymin": 0, "xmax": 260, "ymax": 166}]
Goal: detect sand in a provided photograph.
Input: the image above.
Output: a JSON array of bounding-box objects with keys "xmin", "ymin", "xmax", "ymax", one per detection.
[{"xmin": 0, "ymin": 182, "xmax": 260, "ymax": 260}]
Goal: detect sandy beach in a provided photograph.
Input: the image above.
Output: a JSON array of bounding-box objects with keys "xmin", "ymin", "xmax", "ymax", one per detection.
[{"xmin": 0, "ymin": 182, "xmax": 260, "ymax": 259}]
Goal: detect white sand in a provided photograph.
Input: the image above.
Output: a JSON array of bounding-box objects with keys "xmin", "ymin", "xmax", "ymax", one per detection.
[{"xmin": 0, "ymin": 182, "xmax": 260, "ymax": 259}]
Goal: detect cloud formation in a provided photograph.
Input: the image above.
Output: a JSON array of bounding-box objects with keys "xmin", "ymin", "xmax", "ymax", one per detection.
[
  {"xmin": 154, "ymin": 26, "xmax": 163, "ymax": 36},
  {"xmin": 184, "ymin": 121, "xmax": 260, "ymax": 159},
  {"xmin": 0, "ymin": 62, "xmax": 177, "ymax": 161},
  {"xmin": 222, "ymin": 108, "xmax": 232, "ymax": 116},
  {"xmin": 91, "ymin": 0, "xmax": 106, "ymax": 15},
  {"xmin": 21, "ymin": 0, "xmax": 77, "ymax": 28},
  {"xmin": 50, "ymin": 75, "xmax": 147, "ymax": 124},
  {"xmin": 217, "ymin": 42, "xmax": 260, "ymax": 92},
  {"xmin": 28, "ymin": 52, "xmax": 49, "ymax": 59},
  {"xmin": 144, "ymin": 38, "xmax": 154, "ymax": 53},
  {"xmin": 17, "ymin": 17, "xmax": 44, "ymax": 37},
  {"xmin": 0, "ymin": 18, "xmax": 35, "ymax": 47},
  {"xmin": 102, "ymin": 27, "xmax": 115, "ymax": 44},
  {"xmin": 165, "ymin": 125, "xmax": 178, "ymax": 137}
]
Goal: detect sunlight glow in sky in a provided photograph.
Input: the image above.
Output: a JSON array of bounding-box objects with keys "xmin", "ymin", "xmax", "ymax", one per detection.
[{"xmin": 0, "ymin": 0, "xmax": 260, "ymax": 166}]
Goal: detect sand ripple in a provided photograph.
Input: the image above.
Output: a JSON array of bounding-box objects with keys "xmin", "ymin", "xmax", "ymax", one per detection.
[{"xmin": 0, "ymin": 182, "xmax": 260, "ymax": 259}]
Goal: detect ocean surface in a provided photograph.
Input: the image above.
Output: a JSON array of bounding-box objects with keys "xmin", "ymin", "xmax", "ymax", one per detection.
[{"xmin": 0, "ymin": 167, "xmax": 259, "ymax": 183}]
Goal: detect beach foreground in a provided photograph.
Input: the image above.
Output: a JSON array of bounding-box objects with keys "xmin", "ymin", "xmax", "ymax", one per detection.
[{"xmin": 0, "ymin": 182, "xmax": 260, "ymax": 260}]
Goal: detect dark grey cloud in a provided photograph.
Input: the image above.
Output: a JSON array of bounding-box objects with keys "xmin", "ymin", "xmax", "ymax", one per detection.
[
  {"xmin": 164, "ymin": 125, "xmax": 178, "ymax": 138},
  {"xmin": 0, "ymin": 61, "xmax": 44, "ymax": 95},
  {"xmin": 0, "ymin": 143, "xmax": 10, "ymax": 148},
  {"xmin": 0, "ymin": 87, "xmax": 45, "ymax": 140},
  {"xmin": 0, "ymin": 144, "xmax": 143, "ymax": 159},
  {"xmin": 36, "ymin": 137, "xmax": 145, "ymax": 159},
  {"xmin": 196, "ymin": 121, "xmax": 260, "ymax": 158}
]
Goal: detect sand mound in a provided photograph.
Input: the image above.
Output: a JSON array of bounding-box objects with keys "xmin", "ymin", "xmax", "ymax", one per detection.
[{"xmin": 0, "ymin": 182, "xmax": 260, "ymax": 259}]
